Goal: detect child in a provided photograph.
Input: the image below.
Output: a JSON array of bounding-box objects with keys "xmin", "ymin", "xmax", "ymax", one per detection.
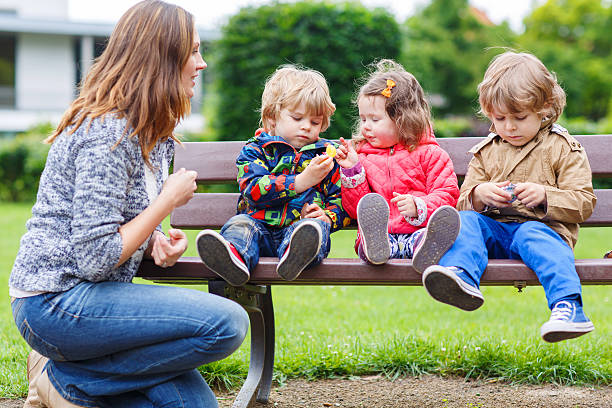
[
  {"xmin": 335, "ymin": 59, "xmax": 460, "ymax": 269},
  {"xmin": 418, "ymin": 51, "xmax": 597, "ymax": 343},
  {"xmin": 196, "ymin": 65, "xmax": 349, "ymax": 286}
]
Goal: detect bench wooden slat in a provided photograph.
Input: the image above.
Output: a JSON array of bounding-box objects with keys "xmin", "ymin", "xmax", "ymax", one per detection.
[
  {"xmin": 137, "ymin": 258, "xmax": 612, "ymax": 285},
  {"xmin": 176, "ymin": 135, "xmax": 612, "ymax": 182},
  {"xmin": 170, "ymin": 189, "xmax": 612, "ymax": 229}
]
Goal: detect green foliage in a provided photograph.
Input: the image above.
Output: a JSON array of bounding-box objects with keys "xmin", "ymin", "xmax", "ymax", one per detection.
[
  {"xmin": 520, "ymin": 0, "xmax": 612, "ymax": 120},
  {"xmin": 0, "ymin": 123, "xmax": 53, "ymax": 202},
  {"xmin": 401, "ymin": 0, "xmax": 516, "ymax": 116},
  {"xmin": 210, "ymin": 1, "xmax": 400, "ymax": 141},
  {"xmin": 433, "ymin": 116, "xmax": 484, "ymax": 138}
]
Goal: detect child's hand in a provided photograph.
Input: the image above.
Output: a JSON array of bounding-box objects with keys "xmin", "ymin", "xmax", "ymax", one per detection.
[
  {"xmin": 301, "ymin": 203, "xmax": 332, "ymax": 225},
  {"xmin": 148, "ymin": 229, "xmax": 188, "ymax": 267},
  {"xmin": 514, "ymin": 182, "xmax": 547, "ymax": 208},
  {"xmin": 472, "ymin": 181, "xmax": 514, "ymax": 211},
  {"xmin": 334, "ymin": 137, "xmax": 359, "ymax": 169},
  {"xmin": 295, "ymin": 155, "xmax": 334, "ymax": 193},
  {"xmin": 390, "ymin": 192, "xmax": 417, "ymax": 218}
]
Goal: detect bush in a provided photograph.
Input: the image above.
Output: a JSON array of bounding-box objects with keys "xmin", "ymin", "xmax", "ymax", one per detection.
[
  {"xmin": 210, "ymin": 1, "xmax": 401, "ymax": 142},
  {"xmin": 0, "ymin": 123, "xmax": 52, "ymax": 202}
]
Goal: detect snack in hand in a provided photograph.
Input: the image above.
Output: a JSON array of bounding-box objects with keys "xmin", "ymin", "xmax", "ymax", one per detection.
[{"xmin": 325, "ymin": 143, "xmax": 337, "ymax": 158}]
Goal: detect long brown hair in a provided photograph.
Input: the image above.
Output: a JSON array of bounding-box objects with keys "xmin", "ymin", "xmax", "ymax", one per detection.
[{"xmin": 47, "ymin": 0, "xmax": 194, "ymax": 164}]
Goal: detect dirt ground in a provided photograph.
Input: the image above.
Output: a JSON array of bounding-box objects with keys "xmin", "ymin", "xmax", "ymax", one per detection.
[{"xmin": 2, "ymin": 375, "xmax": 610, "ymax": 408}]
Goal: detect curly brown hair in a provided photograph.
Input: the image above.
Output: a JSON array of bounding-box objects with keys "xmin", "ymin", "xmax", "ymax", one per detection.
[
  {"xmin": 353, "ymin": 59, "xmax": 431, "ymax": 150},
  {"xmin": 478, "ymin": 51, "xmax": 566, "ymax": 125}
]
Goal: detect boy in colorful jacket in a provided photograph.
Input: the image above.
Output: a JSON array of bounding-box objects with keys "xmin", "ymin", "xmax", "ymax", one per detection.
[{"xmin": 196, "ymin": 65, "xmax": 350, "ymax": 286}]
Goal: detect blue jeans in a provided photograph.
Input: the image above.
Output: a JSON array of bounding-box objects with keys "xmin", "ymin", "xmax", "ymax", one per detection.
[
  {"xmin": 220, "ymin": 215, "xmax": 331, "ymax": 271},
  {"xmin": 439, "ymin": 211, "xmax": 582, "ymax": 309},
  {"xmin": 11, "ymin": 281, "xmax": 249, "ymax": 407}
]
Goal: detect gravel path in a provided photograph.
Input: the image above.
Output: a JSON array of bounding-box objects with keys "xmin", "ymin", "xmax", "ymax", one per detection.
[{"xmin": 3, "ymin": 375, "xmax": 610, "ymax": 407}]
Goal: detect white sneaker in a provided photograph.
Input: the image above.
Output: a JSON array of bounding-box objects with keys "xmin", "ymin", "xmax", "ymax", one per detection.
[{"xmin": 540, "ymin": 300, "xmax": 594, "ymax": 343}]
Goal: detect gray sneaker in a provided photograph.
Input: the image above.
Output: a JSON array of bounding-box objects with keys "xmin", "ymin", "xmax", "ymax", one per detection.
[
  {"xmin": 412, "ymin": 205, "xmax": 460, "ymax": 274},
  {"xmin": 196, "ymin": 230, "xmax": 250, "ymax": 286},
  {"xmin": 422, "ymin": 265, "xmax": 484, "ymax": 311},
  {"xmin": 356, "ymin": 193, "xmax": 390, "ymax": 265},
  {"xmin": 277, "ymin": 220, "xmax": 322, "ymax": 281}
]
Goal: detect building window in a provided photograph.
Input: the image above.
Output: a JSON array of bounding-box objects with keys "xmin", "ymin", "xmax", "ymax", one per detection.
[{"xmin": 0, "ymin": 34, "xmax": 16, "ymax": 107}]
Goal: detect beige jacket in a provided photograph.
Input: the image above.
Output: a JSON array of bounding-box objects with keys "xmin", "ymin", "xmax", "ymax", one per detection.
[{"xmin": 458, "ymin": 124, "xmax": 596, "ymax": 248}]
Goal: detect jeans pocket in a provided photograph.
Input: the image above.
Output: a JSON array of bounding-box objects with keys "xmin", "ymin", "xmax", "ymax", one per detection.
[
  {"xmin": 18, "ymin": 318, "xmax": 67, "ymax": 361},
  {"xmin": 11, "ymin": 297, "xmax": 24, "ymax": 320}
]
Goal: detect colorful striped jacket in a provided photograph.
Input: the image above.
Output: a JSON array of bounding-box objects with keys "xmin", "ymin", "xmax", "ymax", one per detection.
[{"xmin": 236, "ymin": 132, "xmax": 350, "ymax": 233}]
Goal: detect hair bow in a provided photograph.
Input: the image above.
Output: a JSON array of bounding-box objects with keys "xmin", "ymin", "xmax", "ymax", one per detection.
[{"xmin": 381, "ymin": 79, "xmax": 396, "ymax": 98}]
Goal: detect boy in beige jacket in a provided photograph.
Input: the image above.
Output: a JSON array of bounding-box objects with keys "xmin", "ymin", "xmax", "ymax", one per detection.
[{"xmin": 416, "ymin": 51, "xmax": 597, "ymax": 343}]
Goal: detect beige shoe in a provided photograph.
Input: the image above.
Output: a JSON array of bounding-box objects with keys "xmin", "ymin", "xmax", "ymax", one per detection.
[
  {"xmin": 23, "ymin": 349, "xmax": 86, "ymax": 408},
  {"xmin": 23, "ymin": 350, "xmax": 47, "ymax": 408}
]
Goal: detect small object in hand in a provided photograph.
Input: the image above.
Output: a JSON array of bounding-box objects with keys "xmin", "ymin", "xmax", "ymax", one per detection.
[
  {"xmin": 325, "ymin": 143, "xmax": 337, "ymax": 158},
  {"xmin": 161, "ymin": 262, "xmax": 168, "ymax": 268},
  {"xmin": 502, "ymin": 183, "xmax": 517, "ymax": 203}
]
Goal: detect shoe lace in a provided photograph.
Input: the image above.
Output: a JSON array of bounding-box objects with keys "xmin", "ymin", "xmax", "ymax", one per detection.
[{"xmin": 550, "ymin": 300, "xmax": 574, "ymax": 321}]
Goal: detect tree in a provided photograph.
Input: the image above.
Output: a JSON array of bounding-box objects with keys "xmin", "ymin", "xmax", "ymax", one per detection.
[
  {"xmin": 209, "ymin": 1, "xmax": 401, "ymax": 141},
  {"xmin": 519, "ymin": 0, "xmax": 612, "ymax": 120},
  {"xmin": 401, "ymin": 0, "xmax": 516, "ymax": 116}
]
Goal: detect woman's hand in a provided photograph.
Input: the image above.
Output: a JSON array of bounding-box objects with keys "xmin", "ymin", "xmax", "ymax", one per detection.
[
  {"xmin": 335, "ymin": 137, "xmax": 359, "ymax": 169},
  {"xmin": 116, "ymin": 168, "xmax": 196, "ymax": 268},
  {"xmin": 159, "ymin": 168, "xmax": 198, "ymax": 209},
  {"xmin": 147, "ymin": 229, "xmax": 188, "ymax": 267}
]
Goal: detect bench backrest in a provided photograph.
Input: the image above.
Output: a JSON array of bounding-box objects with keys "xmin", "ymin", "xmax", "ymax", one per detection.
[{"xmin": 171, "ymin": 135, "xmax": 612, "ymax": 229}]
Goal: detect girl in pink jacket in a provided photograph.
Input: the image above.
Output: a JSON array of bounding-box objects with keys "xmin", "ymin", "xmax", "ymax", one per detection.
[{"xmin": 335, "ymin": 59, "xmax": 460, "ymax": 270}]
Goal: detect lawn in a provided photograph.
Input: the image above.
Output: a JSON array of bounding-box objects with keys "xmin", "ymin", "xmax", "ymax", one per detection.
[{"xmin": 1, "ymin": 202, "xmax": 611, "ymax": 397}]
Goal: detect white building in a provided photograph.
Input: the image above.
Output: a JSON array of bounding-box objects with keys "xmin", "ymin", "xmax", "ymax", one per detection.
[{"xmin": 0, "ymin": 0, "xmax": 217, "ymax": 134}]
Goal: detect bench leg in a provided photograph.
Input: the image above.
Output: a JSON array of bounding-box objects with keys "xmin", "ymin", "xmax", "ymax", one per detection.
[{"xmin": 208, "ymin": 282, "xmax": 275, "ymax": 407}]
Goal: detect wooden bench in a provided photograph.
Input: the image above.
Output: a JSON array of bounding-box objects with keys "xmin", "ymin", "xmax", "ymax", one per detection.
[{"xmin": 137, "ymin": 135, "xmax": 612, "ymax": 408}]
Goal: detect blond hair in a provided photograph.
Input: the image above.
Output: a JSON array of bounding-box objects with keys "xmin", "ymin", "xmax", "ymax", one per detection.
[
  {"xmin": 47, "ymin": 0, "xmax": 195, "ymax": 165},
  {"xmin": 260, "ymin": 65, "xmax": 336, "ymax": 132},
  {"xmin": 353, "ymin": 59, "xmax": 431, "ymax": 149},
  {"xmin": 478, "ymin": 51, "xmax": 566, "ymax": 123}
]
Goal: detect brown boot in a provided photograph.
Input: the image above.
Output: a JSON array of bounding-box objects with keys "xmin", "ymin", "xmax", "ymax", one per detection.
[
  {"xmin": 23, "ymin": 350, "xmax": 47, "ymax": 408},
  {"xmin": 37, "ymin": 369, "xmax": 86, "ymax": 407},
  {"xmin": 24, "ymin": 349, "xmax": 87, "ymax": 408}
]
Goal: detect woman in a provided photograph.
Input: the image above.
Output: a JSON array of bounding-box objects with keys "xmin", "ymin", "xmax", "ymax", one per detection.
[{"xmin": 10, "ymin": 1, "xmax": 248, "ymax": 407}]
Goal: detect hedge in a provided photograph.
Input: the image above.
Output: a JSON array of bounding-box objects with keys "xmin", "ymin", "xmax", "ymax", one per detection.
[{"xmin": 210, "ymin": 1, "xmax": 401, "ymax": 142}]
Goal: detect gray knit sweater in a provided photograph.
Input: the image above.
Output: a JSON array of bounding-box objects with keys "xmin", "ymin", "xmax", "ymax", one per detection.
[{"xmin": 10, "ymin": 116, "xmax": 174, "ymax": 293}]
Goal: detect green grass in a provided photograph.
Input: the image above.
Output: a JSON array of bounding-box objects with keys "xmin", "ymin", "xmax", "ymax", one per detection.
[{"xmin": 1, "ymin": 202, "xmax": 611, "ymax": 397}]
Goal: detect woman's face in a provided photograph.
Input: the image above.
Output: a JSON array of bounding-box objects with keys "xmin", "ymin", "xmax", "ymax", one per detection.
[{"xmin": 181, "ymin": 29, "xmax": 206, "ymax": 99}]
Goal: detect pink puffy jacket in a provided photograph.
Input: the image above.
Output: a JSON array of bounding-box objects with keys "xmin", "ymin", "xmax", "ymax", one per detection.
[{"xmin": 342, "ymin": 132, "xmax": 459, "ymax": 235}]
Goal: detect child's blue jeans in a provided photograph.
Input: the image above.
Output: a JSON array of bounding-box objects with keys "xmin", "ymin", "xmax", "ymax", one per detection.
[
  {"xmin": 439, "ymin": 211, "xmax": 582, "ymax": 309},
  {"xmin": 220, "ymin": 214, "xmax": 331, "ymax": 271},
  {"xmin": 12, "ymin": 281, "xmax": 249, "ymax": 407}
]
